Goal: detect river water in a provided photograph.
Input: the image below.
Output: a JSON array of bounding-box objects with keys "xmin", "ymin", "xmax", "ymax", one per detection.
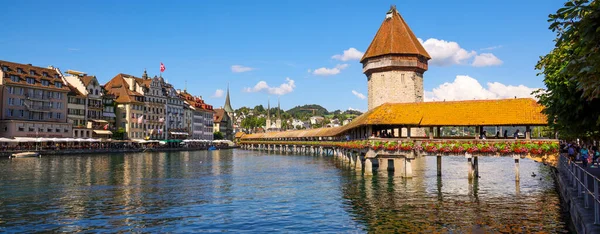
[{"xmin": 0, "ymin": 149, "xmax": 569, "ymax": 233}]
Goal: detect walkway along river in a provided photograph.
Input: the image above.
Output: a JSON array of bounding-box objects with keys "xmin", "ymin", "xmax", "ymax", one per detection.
[{"xmin": 0, "ymin": 149, "xmax": 569, "ymax": 232}]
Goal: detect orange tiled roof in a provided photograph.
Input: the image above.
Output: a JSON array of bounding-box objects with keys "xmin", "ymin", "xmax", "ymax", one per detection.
[
  {"xmin": 214, "ymin": 109, "xmax": 225, "ymax": 122},
  {"xmin": 104, "ymin": 73, "xmax": 144, "ymax": 104},
  {"xmin": 179, "ymin": 90, "xmax": 214, "ymax": 112},
  {"xmin": 241, "ymin": 98, "xmax": 548, "ymax": 139},
  {"xmin": 360, "ymin": 6, "xmax": 430, "ymax": 62},
  {"xmin": 234, "ymin": 132, "xmax": 246, "ymax": 138},
  {"xmin": 0, "ymin": 60, "xmax": 70, "ymax": 92},
  {"xmin": 80, "ymin": 75, "xmax": 96, "ymax": 87}
]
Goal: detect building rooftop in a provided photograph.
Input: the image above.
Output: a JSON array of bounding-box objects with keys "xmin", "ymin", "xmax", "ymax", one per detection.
[{"xmin": 360, "ymin": 5, "xmax": 431, "ymax": 62}]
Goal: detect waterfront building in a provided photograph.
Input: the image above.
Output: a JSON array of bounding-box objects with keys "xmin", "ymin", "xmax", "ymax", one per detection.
[
  {"xmin": 164, "ymin": 83, "xmax": 186, "ymax": 139},
  {"xmin": 66, "ymin": 83, "xmax": 89, "ymax": 138},
  {"xmin": 182, "ymin": 100, "xmax": 193, "ymax": 137},
  {"xmin": 62, "ymin": 70, "xmax": 112, "ymax": 138},
  {"xmin": 213, "ymin": 109, "xmax": 232, "ymax": 139},
  {"xmin": 101, "ymin": 86, "xmax": 117, "ymax": 132},
  {"xmin": 104, "ymin": 73, "xmax": 145, "ymax": 140},
  {"xmin": 139, "ymin": 71, "xmax": 167, "ymax": 140},
  {"xmin": 0, "ymin": 60, "xmax": 72, "ymax": 138},
  {"xmin": 178, "ymin": 90, "xmax": 214, "ymax": 140},
  {"xmin": 213, "ymin": 85, "xmax": 234, "ymax": 140},
  {"xmin": 361, "ymin": 5, "xmax": 430, "ymax": 110}
]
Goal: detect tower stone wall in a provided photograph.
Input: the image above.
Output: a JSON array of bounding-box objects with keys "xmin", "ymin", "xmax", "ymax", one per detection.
[{"xmin": 367, "ymin": 70, "xmax": 424, "ymax": 110}]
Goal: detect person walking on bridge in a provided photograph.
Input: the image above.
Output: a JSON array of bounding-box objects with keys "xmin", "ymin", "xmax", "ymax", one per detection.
[{"xmin": 581, "ymin": 145, "xmax": 590, "ymax": 168}]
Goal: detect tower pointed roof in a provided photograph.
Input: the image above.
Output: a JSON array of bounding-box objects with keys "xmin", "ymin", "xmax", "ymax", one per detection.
[
  {"xmin": 361, "ymin": 5, "xmax": 430, "ymax": 62},
  {"xmin": 224, "ymin": 83, "xmax": 234, "ymax": 113}
]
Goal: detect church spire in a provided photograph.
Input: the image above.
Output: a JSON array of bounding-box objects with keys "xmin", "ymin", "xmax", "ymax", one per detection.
[
  {"xmin": 223, "ymin": 83, "xmax": 234, "ymax": 113},
  {"xmin": 267, "ymin": 98, "xmax": 271, "ymax": 120},
  {"xmin": 277, "ymin": 97, "xmax": 281, "ymax": 119}
]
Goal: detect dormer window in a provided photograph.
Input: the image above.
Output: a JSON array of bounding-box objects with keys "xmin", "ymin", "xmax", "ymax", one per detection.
[
  {"xmin": 41, "ymin": 80, "xmax": 49, "ymax": 86},
  {"xmin": 54, "ymin": 74, "xmax": 59, "ymax": 79},
  {"xmin": 26, "ymin": 77, "xmax": 35, "ymax": 84},
  {"xmin": 29, "ymin": 70, "xmax": 35, "ymax": 75},
  {"xmin": 17, "ymin": 68, "xmax": 23, "ymax": 74},
  {"xmin": 55, "ymin": 82, "xmax": 63, "ymax": 88},
  {"xmin": 1, "ymin": 66, "xmax": 7, "ymax": 72},
  {"xmin": 10, "ymin": 75, "xmax": 19, "ymax": 82},
  {"xmin": 43, "ymin": 72, "xmax": 48, "ymax": 77}
]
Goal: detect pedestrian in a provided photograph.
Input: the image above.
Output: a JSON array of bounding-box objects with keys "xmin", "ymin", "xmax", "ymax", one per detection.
[
  {"xmin": 568, "ymin": 143, "xmax": 576, "ymax": 161},
  {"xmin": 581, "ymin": 145, "xmax": 590, "ymax": 168},
  {"xmin": 513, "ymin": 129, "xmax": 520, "ymax": 139}
]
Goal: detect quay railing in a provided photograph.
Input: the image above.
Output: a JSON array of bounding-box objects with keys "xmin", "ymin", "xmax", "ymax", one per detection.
[{"xmin": 558, "ymin": 154, "xmax": 600, "ymax": 224}]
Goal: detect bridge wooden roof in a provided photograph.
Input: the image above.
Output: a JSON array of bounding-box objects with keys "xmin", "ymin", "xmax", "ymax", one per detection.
[{"xmin": 241, "ymin": 98, "xmax": 547, "ymax": 140}]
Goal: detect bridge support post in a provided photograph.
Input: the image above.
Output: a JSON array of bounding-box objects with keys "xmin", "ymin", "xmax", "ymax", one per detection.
[
  {"xmin": 514, "ymin": 154, "xmax": 520, "ymax": 182},
  {"xmin": 364, "ymin": 158, "xmax": 373, "ymax": 175},
  {"xmin": 466, "ymin": 153, "xmax": 474, "ymax": 180},
  {"xmin": 378, "ymin": 158, "xmax": 389, "ymax": 172},
  {"xmin": 405, "ymin": 158, "xmax": 413, "ymax": 178},
  {"xmin": 473, "ymin": 156, "xmax": 479, "ymax": 178},
  {"xmin": 355, "ymin": 154, "xmax": 363, "ymax": 170},
  {"xmin": 392, "ymin": 158, "xmax": 405, "ymax": 177},
  {"xmin": 437, "ymin": 155, "xmax": 442, "ymax": 176},
  {"xmin": 349, "ymin": 152, "xmax": 355, "ymax": 166}
]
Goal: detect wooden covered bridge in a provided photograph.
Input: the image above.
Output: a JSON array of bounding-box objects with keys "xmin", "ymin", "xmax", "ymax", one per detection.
[{"xmin": 238, "ymin": 98, "xmax": 559, "ymax": 179}]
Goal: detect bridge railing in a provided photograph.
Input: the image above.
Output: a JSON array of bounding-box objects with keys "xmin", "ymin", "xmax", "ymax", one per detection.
[{"xmin": 558, "ymin": 154, "xmax": 600, "ymax": 224}]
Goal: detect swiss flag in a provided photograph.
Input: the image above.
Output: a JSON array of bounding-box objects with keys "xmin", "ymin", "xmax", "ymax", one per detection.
[
  {"xmin": 103, "ymin": 124, "xmax": 109, "ymax": 130},
  {"xmin": 160, "ymin": 62, "xmax": 166, "ymax": 72}
]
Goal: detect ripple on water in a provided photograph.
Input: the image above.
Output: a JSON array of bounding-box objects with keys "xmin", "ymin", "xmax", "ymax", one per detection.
[{"xmin": 0, "ymin": 150, "xmax": 567, "ymax": 233}]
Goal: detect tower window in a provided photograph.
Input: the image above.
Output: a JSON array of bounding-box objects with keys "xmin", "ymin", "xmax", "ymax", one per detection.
[{"xmin": 401, "ymin": 74, "xmax": 405, "ymax": 83}]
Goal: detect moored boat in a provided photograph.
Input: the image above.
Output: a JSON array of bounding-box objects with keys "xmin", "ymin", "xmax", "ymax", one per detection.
[{"xmin": 10, "ymin": 152, "xmax": 41, "ymax": 158}]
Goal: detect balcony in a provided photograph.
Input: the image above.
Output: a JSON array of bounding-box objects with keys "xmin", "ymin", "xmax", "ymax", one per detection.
[
  {"xmin": 24, "ymin": 103, "xmax": 51, "ymax": 112},
  {"xmin": 88, "ymin": 103, "xmax": 102, "ymax": 109},
  {"xmin": 25, "ymin": 93, "xmax": 50, "ymax": 102}
]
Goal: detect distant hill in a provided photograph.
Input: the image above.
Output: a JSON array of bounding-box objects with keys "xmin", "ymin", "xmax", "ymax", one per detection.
[{"xmin": 287, "ymin": 104, "xmax": 329, "ymax": 118}]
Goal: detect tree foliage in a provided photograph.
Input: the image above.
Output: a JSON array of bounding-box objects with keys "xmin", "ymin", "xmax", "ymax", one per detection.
[
  {"xmin": 213, "ymin": 131, "xmax": 224, "ymax": 140},
  {"xmin": 536, "ymin": 0, "xmax": 600, "ymax": 138}
]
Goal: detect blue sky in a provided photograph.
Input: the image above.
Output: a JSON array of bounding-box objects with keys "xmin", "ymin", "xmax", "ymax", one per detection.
[{"xmin": 2, "ymin": 0, "xmax": 564, "ymax": 112}]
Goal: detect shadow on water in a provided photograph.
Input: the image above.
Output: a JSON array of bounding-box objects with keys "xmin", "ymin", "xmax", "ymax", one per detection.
[{"xmin": 0, "ymin": 150, "xmax": 569, "ymax": 233}]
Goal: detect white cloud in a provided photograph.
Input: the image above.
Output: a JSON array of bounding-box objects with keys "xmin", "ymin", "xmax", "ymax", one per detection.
[
  {"xmin": 244, "ymin": 78, "xmax": 296, "ymax": 95},
  {"xmin": 212, "ymin": 89, "xmax": 224, "ymax": 98},
  {"xmin": 231, "ymin": 65, "xmax": 254, "ymax": 73},
  {"xmin": 312, "ymin": 64, "xmax": 349, "ymax": 76},
  {"xmin": 424, "ymin": 75, "xmax": 538, "ymax": 101},
  {"xmin": 472, "ymin": 53, "xmax": 503, "ymax": 67},
  {"xmin": 417, "ymin": 38, "xmax": 503, "ymax": 67},
  {"xmin": 418, "ymin": 38, "xmax": 476, "ymax": 66},
  {"xmin": 351, "ymin": 90, "xmax": 366, "ymax": 100},
  {"xmin": 332, "ymin": 48, "xmax": 364, "ymax": 61}
]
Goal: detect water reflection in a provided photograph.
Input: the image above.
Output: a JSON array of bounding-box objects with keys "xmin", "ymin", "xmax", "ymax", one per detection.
[
  {"xmin": 337, "ymin": 156, "xmax": 568, "ymax": 233},
  {"xmin": 0, "ymin": 151, "xmax": 567, "ymax": 233}
]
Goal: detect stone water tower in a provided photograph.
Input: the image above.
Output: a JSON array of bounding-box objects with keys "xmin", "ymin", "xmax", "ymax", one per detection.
[{"xmin": 361, "ymin": 5, "xmax": 431, "ymax": 110}]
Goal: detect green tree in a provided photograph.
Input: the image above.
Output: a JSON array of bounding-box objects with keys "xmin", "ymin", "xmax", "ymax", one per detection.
[
  {"xmin": 536, "ymin": 0, "xmax": 600, "ymax": 138},
  {"xmin": 112, "ymin": 127, "xmax": 126, "ymax": 140},
  {"xmin": 214, "ymin": 131, "xmax": 224, "ymax": 140}
]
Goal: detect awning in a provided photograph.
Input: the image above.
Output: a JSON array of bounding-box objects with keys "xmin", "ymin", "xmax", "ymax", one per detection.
[
  {"xmin": 102, "ymin": 113, "xmax": 116, "ymax": 118},
  {"xmin": 91, "ymin": 119, "xmax": 109, "ymax": 123},
  {"xmin": 93, "ymin": 130, "xmax": 113, "ymax": 135}
]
